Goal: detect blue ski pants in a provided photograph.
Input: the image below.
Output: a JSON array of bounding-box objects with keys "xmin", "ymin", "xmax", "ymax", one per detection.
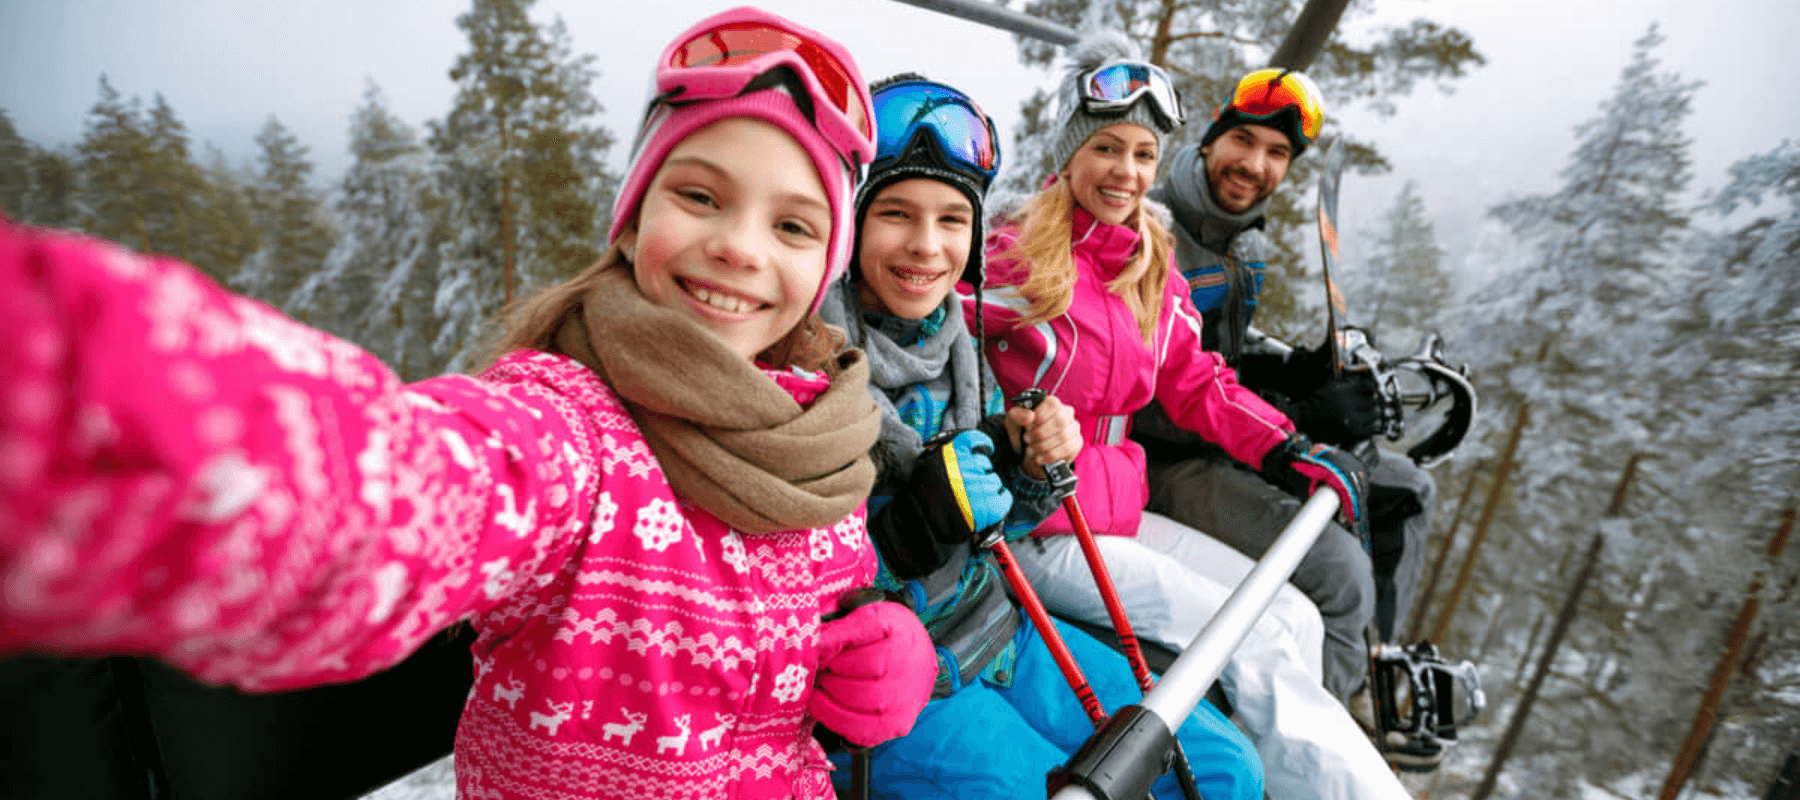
[{"xmin": 831, "ymin": 615, "xmax": 1262, "ymax": 800}]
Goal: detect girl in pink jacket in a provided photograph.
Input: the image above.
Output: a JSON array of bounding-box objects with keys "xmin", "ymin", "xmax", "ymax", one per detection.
[{"xmin": 0, "ymin": 7, "xmax": 934, "ymax": 799}]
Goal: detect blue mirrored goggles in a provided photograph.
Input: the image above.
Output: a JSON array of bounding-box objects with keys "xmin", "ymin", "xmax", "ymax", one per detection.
[
  {"xmin": 1081, "ymin": 60, "xmax": 1184, "ymax": 129},
  {"xmin": 871, "ymin": 80, "xmax": 1000, "ymax": 180}
]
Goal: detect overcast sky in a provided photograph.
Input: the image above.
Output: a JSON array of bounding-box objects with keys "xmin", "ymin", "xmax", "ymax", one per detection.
[{"xmin": 3, "ymin": 0, "xmax": 1797, "ymax": 284}]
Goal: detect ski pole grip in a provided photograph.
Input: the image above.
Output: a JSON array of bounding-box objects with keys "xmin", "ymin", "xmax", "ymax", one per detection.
[{"xmin": 1010, "ymin": 390, "xmax": 1079, "ymax": 498}]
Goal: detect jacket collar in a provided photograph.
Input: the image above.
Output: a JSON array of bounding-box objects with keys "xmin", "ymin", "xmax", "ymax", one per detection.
[{"xmin": 1070, "ymin": 204, "xmax": 1144, "ymax": 280}]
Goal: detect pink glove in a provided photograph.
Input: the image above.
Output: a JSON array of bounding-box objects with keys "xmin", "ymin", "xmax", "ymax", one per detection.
[{"xmin": 809, "ymin": 599, "xmax": 935, "ymax": 747}]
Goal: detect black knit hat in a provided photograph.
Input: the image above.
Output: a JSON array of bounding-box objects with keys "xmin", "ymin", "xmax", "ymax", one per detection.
[{"xmin": 851, "ymin": 74, "xmax": 998, "ymax": 288}]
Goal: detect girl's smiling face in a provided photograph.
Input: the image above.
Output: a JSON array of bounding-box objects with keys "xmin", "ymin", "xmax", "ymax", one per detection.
[
  {"xmin": 618, "ymin": 117, "xmax": 831, "ymax": 361},
  {"xmin": 855, "ymin": 178, "xmax": 974, "ymax": 320},
  {"xmin": 1062, "ymin": 122, "xmax": 1160, "ymax": 227}
]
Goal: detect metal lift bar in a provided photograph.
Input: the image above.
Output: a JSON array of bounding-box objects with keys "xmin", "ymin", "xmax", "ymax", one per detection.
[
  {"xmin": 888, "ymin": 0, "xmax": 1079, "ymax": 46},
  {"xmin": 888, "ymin": 0, "xmax": 1348, "ymax": 71},
  {"xmin": 1051, "ymin": 492, "xmax": 1340, "ymax": 800}
]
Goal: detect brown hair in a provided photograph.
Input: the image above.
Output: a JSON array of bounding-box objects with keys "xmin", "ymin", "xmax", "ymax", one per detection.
[
  {"xmin": 477, "ymin": 241, "xmax": 842, "ymax": 374},
  {"xmin": 997, "ymin": 178, "xmax": 1175, "ymax": 341}
]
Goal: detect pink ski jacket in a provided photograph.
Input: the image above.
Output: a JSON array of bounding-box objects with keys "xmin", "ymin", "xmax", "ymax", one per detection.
[
  {"xmin": 0, "ymin": 224, "xmax": 874, "ymax": 799},
  {"xmin": 968, "ymin": 205, "xmax": 1294, "ymax": 539}
]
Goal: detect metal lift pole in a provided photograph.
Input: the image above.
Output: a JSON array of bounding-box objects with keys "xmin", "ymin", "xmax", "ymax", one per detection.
[{"xmin": 888, "ymin": 0, "xmax": 1078, "ymax": 45}]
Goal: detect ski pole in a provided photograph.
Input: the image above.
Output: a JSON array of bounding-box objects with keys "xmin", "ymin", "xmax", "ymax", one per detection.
[
  {"xmin": 850, "ymin": 746, "xmax": 872, "ymax": 800},
  {"xmin": 823, "ymin": 587, "xmax": 888, "ymax": 800},
  {"xmin": 1012, "ymin": 390, "xmax": 1205, "ymax": 800},
  {"xmin": 986, "ymin": 537, "xmax": 1109, "ymax": 725}
]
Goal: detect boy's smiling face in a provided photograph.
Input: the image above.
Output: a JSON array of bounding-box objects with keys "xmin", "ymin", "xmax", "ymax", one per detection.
[
  {"xmin": 855, "ymin": 178, "xmax": 973, "ymax": 321},
  {"xmin": 619, "ymin": 117, "xmax": 831, "ymax": 361}
]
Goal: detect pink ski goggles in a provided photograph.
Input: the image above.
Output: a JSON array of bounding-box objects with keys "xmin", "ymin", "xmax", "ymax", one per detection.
[{"xmin": 655, "ymin": 8, "xmax": 875, "ymax": 171}]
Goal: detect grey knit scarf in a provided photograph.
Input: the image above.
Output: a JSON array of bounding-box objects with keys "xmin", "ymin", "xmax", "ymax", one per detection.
[{"xmin": 818, "ymin": 277, "xmax": 988, "ymax": 480}]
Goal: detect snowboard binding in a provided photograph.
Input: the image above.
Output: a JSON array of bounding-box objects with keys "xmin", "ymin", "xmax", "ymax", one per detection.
[{"xmin": 1366, "ymin": 640, "xmax": 1484, "ymax": 772}]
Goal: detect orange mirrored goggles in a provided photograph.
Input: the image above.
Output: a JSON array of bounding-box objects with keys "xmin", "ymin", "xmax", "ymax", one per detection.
[{"xmin": 1218, "ymin": 68, "xmax": 1324, "ymax": 144}]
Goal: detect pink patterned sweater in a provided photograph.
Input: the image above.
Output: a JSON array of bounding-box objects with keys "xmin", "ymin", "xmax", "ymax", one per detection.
[{"xmin": 0, "ymin": 223, "xmax": 876, "ymax": 799}]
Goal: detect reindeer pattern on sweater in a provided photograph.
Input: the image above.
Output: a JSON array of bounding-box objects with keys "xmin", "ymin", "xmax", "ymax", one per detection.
[{"xmin": 0, "ymin": 225, "xmax": 874, "ymax": 799}]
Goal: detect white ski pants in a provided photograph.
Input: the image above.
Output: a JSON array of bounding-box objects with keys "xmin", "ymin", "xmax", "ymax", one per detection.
[{"xmin": 1008, "ymin": 512, "xmax": 1411, "ymax": 800}]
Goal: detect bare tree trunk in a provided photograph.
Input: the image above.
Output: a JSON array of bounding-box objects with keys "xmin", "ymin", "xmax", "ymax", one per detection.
[
  {"xmin": 1659, "ymin": 508, "xmax": 1796, "ymax": 800},
  {"xmin": 1430, "ymin": 403, "xmax": 1529, "ymax": 644},
  {"xmin": 1147, "ymin": 0, "xmax": 1176, "ymax": 66},
  {"xmin": 1470, "ymin": 530, "xmax": 1604, "ymax": 800},
  {"xmin": 500, "ymin": 114, "xmax": 515, "ymax": 305},
  {"xmin": 1470, "ymin": 457, "xmax": 1638, "ymax": 800},
  {"xmin": 1513, "ymin": 611, "xmax": 1547, "ymax": 684},
  {"xmin": 501, "ymin": 176, "xmax": 514, "ymax": 304}
]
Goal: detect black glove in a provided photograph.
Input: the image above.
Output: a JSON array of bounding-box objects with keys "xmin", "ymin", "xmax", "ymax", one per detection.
[
  {"xmin": 867, "ymin": 430, "xmax": 1014, "ymax": 580},
  {"xmin": 1261, "ymin": 435, "xmax": 1370, "ymax": 542},
  {"xmin": 1289, "ymin": 370, "xmax": 1385, "ymax": 448}
]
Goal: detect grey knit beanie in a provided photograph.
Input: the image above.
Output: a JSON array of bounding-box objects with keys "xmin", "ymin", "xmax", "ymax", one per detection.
[{"xmin": 1048, "ymin": 30, "xmax": 1181, "ymax": 172}]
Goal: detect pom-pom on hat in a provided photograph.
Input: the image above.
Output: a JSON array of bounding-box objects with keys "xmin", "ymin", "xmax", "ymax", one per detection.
[{"xmin": 1048, "ymin": 30, "xmax": 1183, "ymax": 173}]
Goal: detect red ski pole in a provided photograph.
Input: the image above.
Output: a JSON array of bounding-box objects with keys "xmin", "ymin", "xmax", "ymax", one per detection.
[
  {"xmin": 986, "ymin": 536, "xmax": 1109, "ymax": 726},
  {"xmin": 1061, "ymin": 476, "xmax": 1158, "ymax": 690},
  {"xmin": 1012, "ymin": 390, "xmax": 1205, "ymax": 800}
]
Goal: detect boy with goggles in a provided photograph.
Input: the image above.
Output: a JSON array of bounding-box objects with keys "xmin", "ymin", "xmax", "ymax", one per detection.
[
  {"xmin": 819, "ymin": 73, "xmax": 1260, "ymax": 800},
  {"xmin": 1135, "ymin": 66, "xmax": 1451, "ymax": 773}
]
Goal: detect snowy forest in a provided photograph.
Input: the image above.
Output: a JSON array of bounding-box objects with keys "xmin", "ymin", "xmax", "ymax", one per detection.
[{"xmin": 2, "ymin": 0, "xmax": 1796, "ymax": 798}]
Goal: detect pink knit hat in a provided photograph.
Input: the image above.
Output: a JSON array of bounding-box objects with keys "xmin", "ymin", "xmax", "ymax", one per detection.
[{"xmin": 609, "ymin": 7, "xmax": 874, "ymax": 312}]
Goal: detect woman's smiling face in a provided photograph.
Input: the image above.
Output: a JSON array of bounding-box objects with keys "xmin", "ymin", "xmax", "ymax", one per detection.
[{"xmin": 1063, "ymin": 122, "xmax": 1160, "ymax": 227}]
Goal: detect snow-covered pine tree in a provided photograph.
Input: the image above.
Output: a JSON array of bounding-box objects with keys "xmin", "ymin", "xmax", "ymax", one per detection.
[
  {"xmin": 234, "ymin": 116, "xmax": 334, "ymax": 313},
  {"xmin": 0, "ymin": 109, "xmax": 28, "ymax": 216},
  {"xmin": 189, "ymin": 144, "xmax": 260, "ymax": 288},
  {"xmin": 76, "ymin": 76, "xmax": 158, "ymax": 251},
  {"xmin": 71, "ymin": 81, "xmax": 242, "ymax": 283},
  {"xmin": 1357, "ymin": 179, "xmax": 1450, "ymax": 347},
  {"xmin": 293, "ymin": 81, "xmax": 449, "ymax": 380},
  {"xmin": 1000, "ymin": 0, "xmax": 1484, "ymax": 342},
  {"xmin": 139, "ymin": 94, "xmax": 210, "ymax": 267},
  {"xmin": 1632, "ymin": 138, "xmax": 1800, "ymax": 794},
  {"xmin": 24, "ymin": 148, "xmax": 78, "ymax": 230},
  {"xmin": 428, "ymin": 0, "xmax": 615, "ymax": 372},
  {"xmin": 1444, "ymin": 25, "xmax": 1706, "ymax": 796}
]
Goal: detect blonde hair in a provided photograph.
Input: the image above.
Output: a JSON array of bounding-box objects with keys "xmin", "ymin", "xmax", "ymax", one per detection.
[
  {"xmin": 1000, "ymin": 179, "xmax": 1175, "ymax": 341},
  {"xmin": 477, "ymin": 241, "xmax": 841, "ymax": 373}
]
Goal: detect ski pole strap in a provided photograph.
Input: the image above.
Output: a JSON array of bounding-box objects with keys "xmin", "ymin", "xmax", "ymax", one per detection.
[{"xmin": 1010, "ymin": 389, "xmax": 1079, "ymax": 498}]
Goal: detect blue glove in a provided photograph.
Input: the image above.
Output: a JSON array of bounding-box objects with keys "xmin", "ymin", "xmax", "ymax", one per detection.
[
  {"xmin": 1262, "ymin": 434, "xmax": 1370, "ymax": 542},
  {"xmin": 913, "ymin": 429, "xmax": 1014, "ymax": 545}
]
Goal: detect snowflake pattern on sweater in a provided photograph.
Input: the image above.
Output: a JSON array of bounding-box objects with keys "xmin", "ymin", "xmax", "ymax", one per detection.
[{"xmin": 0, "ymin": 223, "xmax": 874, "ymax": 799}]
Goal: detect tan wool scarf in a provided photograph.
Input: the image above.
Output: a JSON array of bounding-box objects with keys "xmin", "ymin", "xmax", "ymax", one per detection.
[{"xmin": 552, "ymin": 262, "xmax": 879, "ymax": 535}]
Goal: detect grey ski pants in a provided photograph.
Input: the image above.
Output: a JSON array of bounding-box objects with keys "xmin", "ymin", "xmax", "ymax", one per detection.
[
  {"xmin": 1366, "ymin": 454, "xmax": 1435, "ymax": 642},
  {"xmin": 1146, "ymin": 452, "xmax": 1375, "ymax": 703}
]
